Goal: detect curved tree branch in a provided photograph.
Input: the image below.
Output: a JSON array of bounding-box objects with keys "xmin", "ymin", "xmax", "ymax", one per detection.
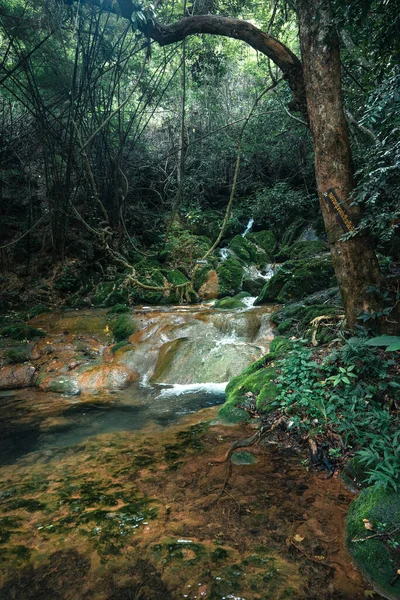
[{"xmin": 73, "ymin": 0, "xmax": 307, "ymax": 116}]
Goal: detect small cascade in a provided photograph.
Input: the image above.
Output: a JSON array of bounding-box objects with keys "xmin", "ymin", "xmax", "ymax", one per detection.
[
  {"xmin": 219, "ymin": 247, "xmax": 231, "ymax": 261},
  {"xmin": 243, "ymin": 263, "xmax": 276, "ymax": 282},
  {"xmin": 241, "ymin": 217, "xmax": 254, "ymax": 237}
]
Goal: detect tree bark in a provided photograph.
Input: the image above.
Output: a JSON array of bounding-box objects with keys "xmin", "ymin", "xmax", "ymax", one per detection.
[{"xmin": 297, "ymin": 0, "xmax": 381, "ymax": 327}]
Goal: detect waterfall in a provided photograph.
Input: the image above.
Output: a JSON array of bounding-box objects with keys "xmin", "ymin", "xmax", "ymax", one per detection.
[{"xmin": 241, "ymin": 217, "xmax": 254, "ymax": 237}]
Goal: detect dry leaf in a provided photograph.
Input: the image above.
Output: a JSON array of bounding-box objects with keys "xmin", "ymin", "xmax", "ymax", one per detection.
[{"xmin": 363, "ymin": 519, "xmax": 373, "ymax": 530}]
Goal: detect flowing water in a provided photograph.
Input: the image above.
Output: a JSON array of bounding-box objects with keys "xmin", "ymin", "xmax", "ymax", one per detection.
[{"xmin": 0, "ymin": 302, "xmax": 369, "ymax": 599}]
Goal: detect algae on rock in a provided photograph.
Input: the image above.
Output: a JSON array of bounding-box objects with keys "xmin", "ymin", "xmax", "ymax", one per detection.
[{"xmin": 346, "ymin": 485, "xmax": 400, "ymax": 600}]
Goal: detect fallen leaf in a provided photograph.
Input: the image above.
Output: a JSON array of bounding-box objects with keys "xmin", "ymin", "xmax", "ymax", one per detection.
[{"xmin": 363, "ymin": 519, "xmax": 373, "ymax": 530}]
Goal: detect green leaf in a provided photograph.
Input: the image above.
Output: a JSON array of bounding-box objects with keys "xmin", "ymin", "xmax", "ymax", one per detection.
[{"xmin": 366, "ymin": 335, "xmax": 400, "ymax": 348}]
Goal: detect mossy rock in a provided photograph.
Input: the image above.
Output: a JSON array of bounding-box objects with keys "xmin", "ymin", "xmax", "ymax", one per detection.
[
  {"xmin": 112, "ymin": 315, "xmax": 137, "ymax": 342},
  {"xmin": 271, "ymin": 303, "xmax": 342, "ymax": 342},
  {"xmin": 91, "ymin": 279, "xmax": 129, "ymax": 307},
  {"xmin": 216, "ymin": 257, "xmax": 244, "ymax": 298},
  {"xmin": 193, "ymin": 265, "xmax": 213, "ymax": 292},
  {"xmin": 275, "ymin": 240, "xmax": 327, "ymax": 262},
  {"xmin": 108, "ymin": 303, "xmax": 130, "ymax": 314},
  {"xmin": 161, "ymin": 270, "xmax": 191, "ymax": 304},
  {"xmin": 0, "ymin": 324, "xmax": 46, "ymax": 341},
  {"xmin": 269, "ymin": 336, "xmax": 294, "ymax": 354},
  {"xmin": 247, "ymin": 230, "xmax": 277, "ymax": 258},
  {"xmin": 3, "ymin": 345, "xmax": 32, "ymax": 364},
  {"xmin": 242, "ymin": 277, "xmax": 265, "ymax": 296},
  {"xmin": 281, "ymin": 218, "xmax": 307, "ymax": 248},
  {"xmin": 255, "ymin": 256, "xmax": 335, "ymax": 305},
  {"xmin": 218, "ymin": 353, "xmax": 279, "ymax": 424},
  {"xmin": 162, "ymin": 228, "xmax": 212, "ymax": 267},
  {"xmin": 39, "ymin": 375, "xmax": 80, "ymax": 395},
  {"xmin": 129, "ymin": 269, "xmax": 166, "ymax": 305},
  {"xmin": 214, "ymin": 292, "xmax": 251, "ymax": 310},
  {"xmin": 228, "ymin": 235, "xmax": 258, "ymax": 264},
  {"xmin": 346, "ymin": 485, "xmax": 400, "ymax": 600}
]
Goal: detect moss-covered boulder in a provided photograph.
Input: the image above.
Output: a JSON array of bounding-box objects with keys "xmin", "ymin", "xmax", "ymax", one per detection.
[
  {"xmin": 214, "ymin": 292, "xmax": 251, "ymax": 310},
  {"xmin": 270, "ymin": 302, "xmax": 343, "ymax": 343},
  {"xmin": 218, "ymin": 353, "xmax": 279, "ymax": 424},
  {"xmin": 247, "ymin": 230, "xmax": 277, "ymax": 258},
  {"xmin": 216, "ymin": 257, "xmax": 244, "ymax": 298},
  {"xmin": 275, "ymin": 240, "xmax": 327, "ymax": 262},
  {"xmin": 346, "ymin": 485, "xmax": 400, "ymax": 600},
  {"xmin": 228, "ymin": 235, "xmax": 257, "ymax": 263},
  {"xmin": 255, "ymin": 256, "xmax": 335, "ymax": 304}
]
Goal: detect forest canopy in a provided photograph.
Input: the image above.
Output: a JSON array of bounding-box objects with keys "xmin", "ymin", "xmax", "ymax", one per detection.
[{"xmin": 0, "ymin": 0, "xmax": 399, "ymax": 326}]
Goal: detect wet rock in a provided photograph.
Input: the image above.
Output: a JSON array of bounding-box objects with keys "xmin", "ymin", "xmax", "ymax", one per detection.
[
  {"xmin": 247, "ymin": 229, "xmax": 277, "ymax": 257},
  {"xmin": 214, "ymin": 293, "xmax": 250, "ymax": 310},
  {"xmin": 218, "ymin": 353, "xmax": 279, "ymax": 424},
  {"xmin": 0, "ymin": 363, "xmax": 36, "ymax": 390},
  {"xmin": 38, "ymin": 374, "xmax": 80, "ymax": 395},
  {"xmin": 198, "ymin": 270, "xmax": 219, "ymax": 300},
  {"xmin": 77, "ymin": 364, "xmax": 139, "ymax": 391}
]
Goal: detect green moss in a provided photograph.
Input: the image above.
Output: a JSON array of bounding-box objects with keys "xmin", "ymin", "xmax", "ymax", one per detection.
[
  {"xmin": 228, "ymin": 235, "xmax": 258, "ymax": 263},
  {"xmin": 91, "ymin": 279, "xmax": 129, "ymax": 307},
  {"xmin": 112, "ymin": 315, "xmax": 137, "ymax": 342},
  {"xmin": 4, "ymin": 345, "xmax": 31, "ymax": 363},
  {"xmin": 210, "ymin": 547, "xmax": 229, "ymax": 561},
  {"xmin": 247, "ymin": 230, "xmax": 277, "ymax": 258},
  {"xmin": 108, "ymin": 303, "xmax": 130, "ymax": 314},
  {"xmin": 255, "ymin": 256, "xmax": 335, "ymax": 304},
  {"xmin": 280, "ymin": 218, "xmax": 307, "ymax": 247},
  {"xmin": 0, "ymin": 516, "xmax": 22, "ymax": 544},
  {"xmin": 214, "ymin": 292, "xmax": 250, "ymax": 310},
  {"xmin": 346, "ymin": 485, "xmax": 400, "ymax": 599},
  {"xmin": 1, "ymin": 324, "xmax": 46, "ymax": 340},
  {"xmin": 193, "ymin": 265, "xmax": 213, "ymax": 291},
  {"xmin": 27, "ymin": 304, "xmax": 50, "ymax": 318},
  {"xmin": 277, "ymin": 319, "xmax": 292, "ymax": 334},
  {"xmin": 218, "ymin": 355, "xmax": 278, "ymax": 424},
  {"xmin": 269, "ymin": 336, "xmax": 294, "ymax": 354},
  {"xmin": 275, "ymin": 240, "xmax": 327, "ymax": 261},
  {"xmin": 41, "ymin": 375, "xmax": 80, "ymax": 395},
  {"xmin": 161, "ymin": 269, "xmax": 191, "ymax": 304},
  {"xmin": 216, "ymin": 257, "xmax": 243, "ymax": 297},
  {"xmin": 111, "ymin": 340, "xmax": 131, "ymax": 355},
  {"xmin": 271, "ymin": 304, "xmax": 342, "ymax": 341},
  {"xmin": 230, "ymin": 451, "xmax": 257, "ymax": 465},
  {"xmin": 5, "ymin": 499, "xmax": 45, "ymax": 512}
]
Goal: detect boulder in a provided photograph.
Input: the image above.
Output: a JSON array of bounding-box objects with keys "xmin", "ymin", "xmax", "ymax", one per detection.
[
  {"xmin": 346, "ymin": 485, "xmax": 400, "ymax": 600},
  {"xmin": 255, "ymin": 256, "xmax": 335, "ymax": 304},
  {"xmin": 0, "ymin": 363, "xmax": 36, "ymax": 390}
]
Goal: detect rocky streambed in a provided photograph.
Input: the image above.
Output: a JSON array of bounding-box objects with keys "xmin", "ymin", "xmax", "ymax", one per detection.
[{"xmin": 0, "ymin": 304, "xmax": 371, "ymax": 599}]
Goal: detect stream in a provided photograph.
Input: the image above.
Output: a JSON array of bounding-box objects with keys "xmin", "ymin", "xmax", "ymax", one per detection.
[{"xmin": 0, "ymin": 301, "xmax": 369, "ymax": 599}]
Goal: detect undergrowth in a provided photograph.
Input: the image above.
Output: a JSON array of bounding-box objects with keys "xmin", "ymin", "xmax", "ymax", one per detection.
[{"xmin": 273, "ymin": 337, "xmax": 400, "ymax": 491}]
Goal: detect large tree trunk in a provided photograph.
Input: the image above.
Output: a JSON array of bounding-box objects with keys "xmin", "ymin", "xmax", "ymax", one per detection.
[{"xmin": 297, "ymin": 0, "xmax": 381, "ymax": 327}]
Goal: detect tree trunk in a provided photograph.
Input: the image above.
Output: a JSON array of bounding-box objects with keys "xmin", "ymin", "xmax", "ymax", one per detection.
[{"xmin": 297, "ymin": 0, "xmax": 381, "ymax": 327}]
